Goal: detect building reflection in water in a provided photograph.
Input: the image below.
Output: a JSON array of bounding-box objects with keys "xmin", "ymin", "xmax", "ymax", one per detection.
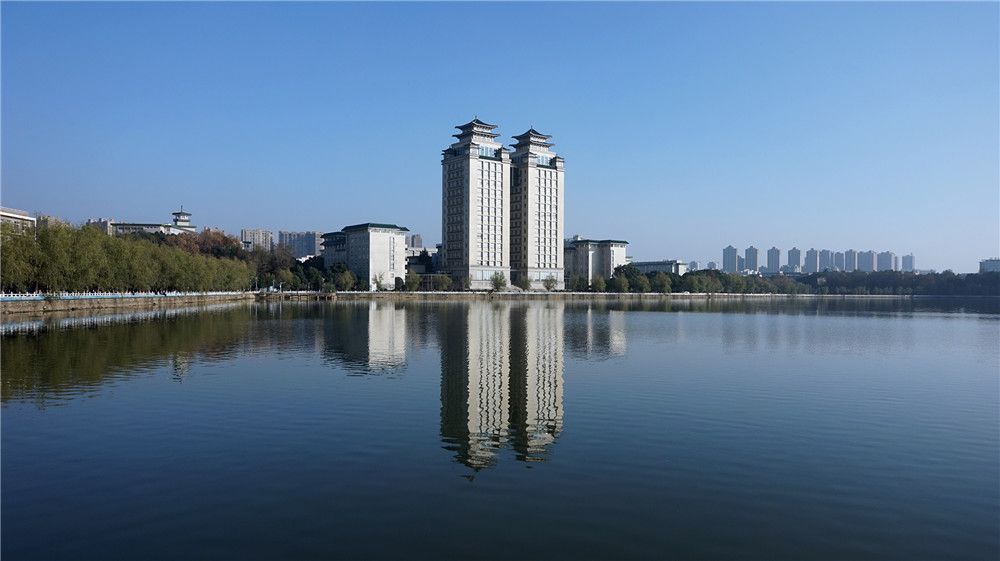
[
  {"xmin": 322, "ymin": 301, "xmax": 406, "ymax": 375},
  {"xmin": 440, "ymin": 302, "xmax": 564, "ymax": 471},
  {"xmin": 563, "ymin": 304, "xmax": 627, "ymax": 360}
]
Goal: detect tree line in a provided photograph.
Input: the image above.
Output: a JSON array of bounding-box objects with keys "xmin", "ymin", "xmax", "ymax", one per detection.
[
  {"xmin": 567, "ymin": 265, "xmax": 999, "ymax": 297},
  {"xmin": 3, "ymin": 223, "xmax": 997, "ymax": 296}
]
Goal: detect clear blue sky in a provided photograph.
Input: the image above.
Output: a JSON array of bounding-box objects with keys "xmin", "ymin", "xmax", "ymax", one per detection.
[{"xmin": 2, "ymin": 1, "xmax": 997, "ymax": 272}]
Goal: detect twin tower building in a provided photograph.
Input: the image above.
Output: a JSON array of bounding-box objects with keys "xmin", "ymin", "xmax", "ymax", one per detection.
[{"xmin": 442, "ymin": 118, "xmax": 565, "ymax": 290}]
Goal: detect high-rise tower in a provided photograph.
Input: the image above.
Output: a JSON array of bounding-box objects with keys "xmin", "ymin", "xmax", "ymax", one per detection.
[
  {"xmin": 510, "ymin": 128, "xmax": 565, "ymax": 289},
  {"xmin": 441, "ymin": 118, "xmax": 512, "ymax": 289}
]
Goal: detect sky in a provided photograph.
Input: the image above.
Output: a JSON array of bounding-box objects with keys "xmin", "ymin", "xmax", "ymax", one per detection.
[{"xmin": 2, "ymin": 1, "xmax": 997, "ymax": 273}]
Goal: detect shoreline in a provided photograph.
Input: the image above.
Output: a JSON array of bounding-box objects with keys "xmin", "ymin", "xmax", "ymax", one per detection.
[{"xmin": 0, "ymin": 290, "xmax": 940, "ymax": 317}]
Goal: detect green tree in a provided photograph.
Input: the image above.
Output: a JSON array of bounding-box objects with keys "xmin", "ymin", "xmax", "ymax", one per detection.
[
  {"xmin": 405, "ymin": 270, "xmax": 421, "ymax": 291},
  {"xmin": 543, "ymin": 275, "xmax": 559, "ymax": 291},
  {"xmin": 631, "ymin": 274, "xmax": 650, "ymax": 293},
  {"xmin": 649, "ymin": 271, "xmax": 671, "ymax": 293},
  {"xmin": 591, "ymin": 275, "xmax": 606, "ymax": 292},
  {"xmin": 0, "ymin": 222, "xmax": 40, "ymax": 292},
  {"xmin": 335, "ymin": 270, "xmax": 357, "ymax": 291},
  {"xmin": 490, "ymin": 272, "xmax": 507, "ymax": 291},
  {"xmin": 515, "ymin": 275, "xmax": 532, "ymax": 291},
  {"xmin": 569, "ymin": 275, "xmax": 588, "ymax": 292},
  {"xmin": 433, "ymin": 274, "xmax": 454, "ymax": 291},
  {"xmin": 609, "ymin": 274, "xmax": 629, "ymax": 293}
]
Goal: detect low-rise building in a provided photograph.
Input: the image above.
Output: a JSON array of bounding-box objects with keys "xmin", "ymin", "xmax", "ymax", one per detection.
[
  {"xmin": 980, "ymin": 258, "xmax": 1000, "ymax": 273},
  {"xmin": 631, "ymin": 260, "xmax": 688, "ymax": 276},
  {"xmin": 1, "ymin": 207, "xmax": 36, "ymax": 231},
  {"xmin": 322, "ymin": 223, "xmax": 409, "ymax": 290},
  {"xmin": 563, "ymin": 235, "xmax": 628, "ymax": 287}
]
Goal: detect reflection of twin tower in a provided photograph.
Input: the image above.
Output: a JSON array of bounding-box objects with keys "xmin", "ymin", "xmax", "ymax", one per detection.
[
  {"xmin": 321, "ymin": 302, "xmax": 626, "ymax": 469},
  {"xmin": 441, "ymin": 302, "xmax": 566, "ymax": 469}
]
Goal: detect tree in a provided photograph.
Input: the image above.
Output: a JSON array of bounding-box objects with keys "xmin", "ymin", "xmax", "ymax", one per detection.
[
  {"xmin": 649, "ymin": 271, "xmax": 671, "ymax": 293},
  {"xmin": 405, "ymin": 270, "xmax": 421, "ymax": 291},
  {"xmin": 631, "ymin": 274, "xmax": 650, "ymax": 293},
  {"xmin": 372, "ymin": 272, "xmax": 386, "ymax": 291},
  {"xmin": 433, "ymin": 274, "xmax": 454, "ymax": 291},
  {"xmin": 591, "ymin": 275, "xmax": 606, "ymax": 292},
  {"xmin": 613, "ymin": 264, "xmax": 644, "ymax": 287},
  {"xmin": 609, "ymin": 274, "xmax": 629, "ymax": 293},
  {"xmin": 462, "ymin": 276, "xmax": 471, "ymax": 290},
  {"xmin": 490, "ymin": 272, "xmax": 507, "ymax": 291},
  {"xmin": 569, "ymin": 275, "xmax": 588, "ymax": 292},
  {"xmin": 515, "ymin": 275, "xmax": 532, "ymax": 291},
  {"xmin": 335, "ymin": 270, "xmax": 357, "ymax": 291},
  {"xmin": 543, "ymin": 275, "xmax": 559, "ymax": 291}
]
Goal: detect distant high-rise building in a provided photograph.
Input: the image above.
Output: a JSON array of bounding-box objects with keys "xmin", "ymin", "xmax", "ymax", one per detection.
[
  {"xmin": 722, "ymin": 245, "xmax": 738, "ymax": 273},
  {"xmin": 787, "ymin": 247, "xmax": 802, "ymax": 271},
  {"xmin": 510, "ymin": 127, "xmax": 565, "ymax": 289},
  {"xmin": 803, "ymin": 248, "xmax": 820, "ymax": 273},
  {"xmin": 241, "ymin": 229, "xmax": 274, "ymax": 251},
  {"xmin": 902, "ymin": 254, "xmax": 915, "ymax": 272},
  {"xmin": 834, "ymin": 252, "xmax": 845, "ymax": 271},
  {"xmin": 408, "ymin": 234, "xmax": 424, "ymax": 249},
  {"xmin": 744, "ymin": 246, "xmax": 759, "ymax": 273},
  {"xmin": 858, "ymin": 250, "xmax": 876, "ymax": 272},
  {"xmin": 278, "ymin": 231, "xmax": 323, "ymax": 258},
  {"xmin": 767, "ymin": 247, "xmax": 780, "ymax": 273},
  {"xmin": 737, "ymin": 255, "xmax": 745, "ymax": 272},
  {"xmin": 877, "ymin": 251, "xmax": 896, "ymax": 272},
  {"xmin": 707, "ymin": 261, "xmax": 718, "ymax": 270},
  {"xmin": 688, "ymin": 261, "xmax": 700, "ymax": 272},
  {"xmin": 844, "ymin": 249, "xmax": 858, "ymax": 272},
  {"xmin": 819, "ymin": 249, "xmax": 834, "ymax": 271}
]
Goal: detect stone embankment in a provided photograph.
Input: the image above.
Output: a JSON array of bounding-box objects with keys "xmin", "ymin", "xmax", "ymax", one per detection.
[{"xmin": 2, "ymin": 292, "xmax": 255, "ymax": 315}]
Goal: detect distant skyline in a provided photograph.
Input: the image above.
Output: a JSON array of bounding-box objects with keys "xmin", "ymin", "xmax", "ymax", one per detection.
[{"xmin": 2, "ymin": 2, "xmax": 997, "ymax": 272}]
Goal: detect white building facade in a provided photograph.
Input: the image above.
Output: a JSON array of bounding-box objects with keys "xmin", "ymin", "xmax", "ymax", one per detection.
[
  {"xmin": 564, "ymin": 235, "xmax": 629, "ymax": 286},
  {"xmin": 509, "ymin": 128, "xmax": 565, "ymax": 289},
  {"xmin": 322, "ymin": 223, "xmax": 408, "ymax": 290},
  {"xmin": 441, "ymin": 118, "xmax": 512, "ymax": 290},
  {"xmin": 241, "ymin": 229, "xmax": 274, "ymax": 251}
]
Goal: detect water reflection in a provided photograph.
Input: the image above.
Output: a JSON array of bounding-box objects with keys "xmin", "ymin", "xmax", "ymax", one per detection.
[
  {"xmin": 440, "ymin": 302, "xmax": 567, "ymax": 470},
  {"xmin": 320, "ymin": 301, "xmax": 407, "ymax": 375}
]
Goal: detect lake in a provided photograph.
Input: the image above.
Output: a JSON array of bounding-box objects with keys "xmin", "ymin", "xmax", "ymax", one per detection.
[{"xmin": 2, "ymin": 297, "xmax": 998, "ymax": 560}]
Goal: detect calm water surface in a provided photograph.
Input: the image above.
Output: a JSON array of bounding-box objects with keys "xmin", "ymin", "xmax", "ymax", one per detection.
[{"xmin": 3, "ymin": 298, "xmax": 998, "ymax": 560}]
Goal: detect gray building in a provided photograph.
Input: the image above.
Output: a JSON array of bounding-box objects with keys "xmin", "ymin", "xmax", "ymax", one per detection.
[
  {"xmin": 278, "ymin": 231, "xmax": 323, "ymax": 259},
  {"xmin": 834, "ymin": 252, "xmax": 845, "ymax": 271},
  {"xmin": 787, "ymin": 247, "xmax": 802, "ymax": 271},
  {"xmin": 902, "ymin": 254, "xmax": 915, "ymax": 272},
  {"xmin": 241, "ymin": 229, "xmax": 274, "ymax": 251},
  {"xmin": 819, "ymin": 249, "xmax": 834, "ymax": 272},
  {"xmin": 631, "ymin": 260, "xmax": 688, "ymax": 276},
  {"xmin": 877, "ymin": 251, "xmax": 896, "ymax": 272},
  {"xmin": 767, "ymin": 247, "xmax": 780, "ymax": 274},
  {"xmin": 980, "ymin": 258, "xmax": 1000, "ymax": 273},
  {"xmin": 803, "ymin": 248, "xmax": 820, "ymax": 274},
  {"xmin": 844, "ymin": 249, "xmax": 858, "ymax": 272},
  {"xmin": 723, "ymin": 245, "xmax": 739, "ymax": 273},
  {"xmin": 858, "ymin": 250, "xmax": 876, "ymax": 272},
  {"xmin": 745, "ymin": 246, "xmax": 759, "ymax": 273}
]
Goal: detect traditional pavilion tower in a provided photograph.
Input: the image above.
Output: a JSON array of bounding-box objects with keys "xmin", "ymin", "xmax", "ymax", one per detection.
[
  {"xmin": 441, "ymin": 118, "xmax": 512, "ymax": 289},
  {"xmin": 509, "ymin": 128, "xmax": 565, "ymax": 290}
]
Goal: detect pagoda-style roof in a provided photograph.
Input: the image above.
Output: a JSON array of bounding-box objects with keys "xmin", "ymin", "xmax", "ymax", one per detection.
[
  {"xmin": 511, "ymin": 127, "xmax": 554, "ymax": 149},
  {"xmin": 453, "ymin": 117, "xmax": 500, "ymax": 140}
]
